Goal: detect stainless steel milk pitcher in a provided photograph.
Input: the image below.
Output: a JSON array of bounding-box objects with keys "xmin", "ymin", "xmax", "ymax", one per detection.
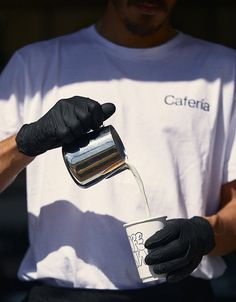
[{"xmin": 62, "ymin": 125, "xmax": 127, "ymax": 188}]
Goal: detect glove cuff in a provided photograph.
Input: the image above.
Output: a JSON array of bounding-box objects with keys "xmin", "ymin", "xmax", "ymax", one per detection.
[
  {"xmin": 191, "ymin": 216, "xmax": 216, "ymax": 254},
  {"xmin": 16, "ymin": 124, "xmax": 41, "ymax": 157}
]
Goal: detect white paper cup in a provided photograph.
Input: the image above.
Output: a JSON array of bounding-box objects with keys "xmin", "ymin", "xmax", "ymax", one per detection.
[{"xmin": 124, "ymin": 216, "xmax": 167, "ymax": 283}]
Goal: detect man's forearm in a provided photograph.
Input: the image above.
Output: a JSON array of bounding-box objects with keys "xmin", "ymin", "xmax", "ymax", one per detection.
[
  {"xmin": 0, "ymin": 135, "xmax": 34, "ymax": 193},
  {"xmin": 204, "ymin": 180, "xmax": 236, "ymax": 256},
  {"xmin": 205, "ymin": 214, "xmax": 236, "ymax": 256}
]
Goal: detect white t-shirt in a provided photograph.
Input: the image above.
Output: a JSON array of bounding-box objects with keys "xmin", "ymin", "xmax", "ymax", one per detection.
[{"xmin": 0, "ymin": 25, "xmax": 236, "ymax": 290}]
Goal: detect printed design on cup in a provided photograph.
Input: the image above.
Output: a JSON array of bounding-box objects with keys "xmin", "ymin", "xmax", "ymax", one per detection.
[{"xmin": 128, "ymin": 232, "xmax": 147, "ymax": 267}]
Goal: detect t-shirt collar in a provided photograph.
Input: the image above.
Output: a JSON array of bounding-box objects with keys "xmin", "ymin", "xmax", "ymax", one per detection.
[{"xmin": 87, "ymin": 24, "xmax": 184, "ymax": 60}]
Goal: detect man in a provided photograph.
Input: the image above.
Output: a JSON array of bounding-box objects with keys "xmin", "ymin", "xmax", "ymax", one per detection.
[{"xmin": 0, "ymin": 0, "xmax": 236, "ymax": 301}]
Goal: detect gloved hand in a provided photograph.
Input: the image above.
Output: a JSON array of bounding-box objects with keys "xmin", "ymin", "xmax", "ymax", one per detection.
[
  {"xmin": 145, "ymin": 216, "xmax": 215, "ymax": 283},
  {"xmin": 16, "ymin": 96, "xmax": 116, "ymax": 156}
]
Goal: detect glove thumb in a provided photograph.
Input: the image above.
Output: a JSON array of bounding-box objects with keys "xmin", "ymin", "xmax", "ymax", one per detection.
[{"xmin": 101, "ymin": 103, "xmax": 116, "ymax": 121}]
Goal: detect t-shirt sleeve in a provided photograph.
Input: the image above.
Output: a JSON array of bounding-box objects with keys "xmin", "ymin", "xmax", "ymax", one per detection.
[
  {"xmin": 0, "ymin": 51, "xmax": 26, "ymax": 141},
  {"xmin": 223, "ymin": 92, "xmax": 236, "ymax": 183}
]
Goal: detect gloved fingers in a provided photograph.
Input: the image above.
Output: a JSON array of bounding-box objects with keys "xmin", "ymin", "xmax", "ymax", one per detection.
[
  {"xmin": 101, "ymin": 103, "xmax": 116, "ymax": 120},
  {"xmin": 67, "ymin": 99, "xmax": 116, "ymax": 137},
  {"xmin": 42, "ymin": 108, "xmax": 74, "ymax": 145},
  {"xmin": 87, "ymin": 101, "xmax": 116, "ymax": 129},
  {"xmin": 73, "ymin": 98, "xmax": 95, "ymax": 131},
  {"xmin": 52, "ymin": 100, "xmax": 85, "ymax": 141},
  {"xmin": 65, "ymin": 99, "xmax": 116, "ymax": 140},
  {"xmin": 62, "ymin": 108, "xmax": 85, "ymax": 140},
  {"xmin": 166, "ymin": 256, "xmax": 202, "ymax": 283},
  {"xmin": 145, "ymin": 221, "xmax": 180, "ymax": 249},
  {"xmin": 86, "ymin": 98, "xmax": 106, "ymax": 129},
  {"xmin": 145, "ymin": 239, "xmax": 189, "ymax": 265},
  {"xmin": 151, "ymin": 245, "xmax": 192, "ymax": 274},
  {"xmin": 55, "ymin": 122, "xmax": 75, "ymax": 144}
]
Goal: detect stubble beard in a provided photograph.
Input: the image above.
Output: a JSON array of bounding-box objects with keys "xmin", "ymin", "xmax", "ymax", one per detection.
[
  {"xmin": 123, "ymin": 15, "xmax": 169, "ymax": 37},
  {"xmin": 112, "ymin": 0, "xmax": 172, "ymax": 37}
]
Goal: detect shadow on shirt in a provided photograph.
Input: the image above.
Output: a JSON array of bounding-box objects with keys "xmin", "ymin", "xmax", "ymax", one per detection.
[{"xmin": 23, "ymin": 199, "xmax": 142, "ymax": 288}]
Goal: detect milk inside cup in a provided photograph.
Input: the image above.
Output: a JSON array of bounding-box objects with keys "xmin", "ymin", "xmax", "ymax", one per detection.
[{"xmin": 124, "ymin": 216, "xmax": 167, "ymax": 283}]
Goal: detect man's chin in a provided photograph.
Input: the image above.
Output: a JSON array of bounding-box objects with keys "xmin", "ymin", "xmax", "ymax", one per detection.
[{"xmin": 124, "ymin": 19, "xmax": 162, "ymax": 37}]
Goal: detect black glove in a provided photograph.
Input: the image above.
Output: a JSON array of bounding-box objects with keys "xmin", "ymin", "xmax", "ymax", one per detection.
[
  {"xmin": 16, "ymin": 96, "xmax": 116, "ymax": 156},
  {"xmin": 145, "ymin": 216, "xmax": 215, "ymax": 283}
]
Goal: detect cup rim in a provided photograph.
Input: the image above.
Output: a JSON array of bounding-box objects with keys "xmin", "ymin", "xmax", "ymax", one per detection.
[{"xmin": 123, "ymin": 216, "xmax": 167, "ymax": 228}]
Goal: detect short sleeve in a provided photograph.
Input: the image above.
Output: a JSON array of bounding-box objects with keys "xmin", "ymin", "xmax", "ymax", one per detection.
[
  {"xmin": 0, "ymin": 51, "xmax": 26, "ymax": 141},
  {"xmin": 223, "ymin": 92, "xmax": 236, "ymax": 183}
]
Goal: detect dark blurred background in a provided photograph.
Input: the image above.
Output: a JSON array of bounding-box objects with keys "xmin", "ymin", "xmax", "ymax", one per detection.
[{"xmin": 0, "ymin": 0, "xmax": 236, "ymax": 301}]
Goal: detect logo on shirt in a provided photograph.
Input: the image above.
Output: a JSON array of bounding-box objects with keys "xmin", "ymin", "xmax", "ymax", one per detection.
[{"xmin": 164, "ymin": 95, "xmax": 210, "ymax": 112}]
